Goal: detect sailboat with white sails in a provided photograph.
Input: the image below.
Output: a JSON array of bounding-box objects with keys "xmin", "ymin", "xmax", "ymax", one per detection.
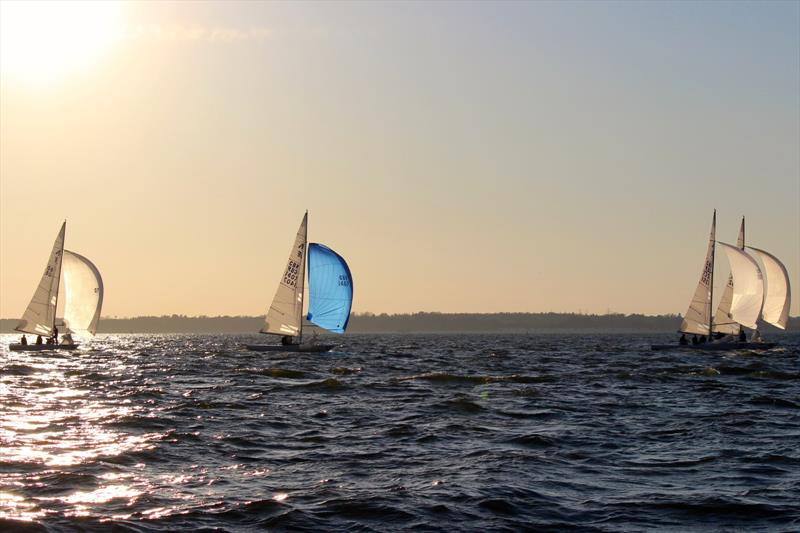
[
  {"xmin": 9, "ymin": 221, "xmax": 104, "ymax": 352},
  {"xmin": 246, "ymin": 212, "xmax": 353, "ymax": 353},
  {"xmin": 652, "ymin": 211, "xmax": 791, "ymax": 351}
]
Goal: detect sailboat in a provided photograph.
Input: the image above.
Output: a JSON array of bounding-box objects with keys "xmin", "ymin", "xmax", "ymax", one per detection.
[
  {"xmin": 9, "ymin": 221, "xmax": 104, "ymax": 352},
  {"xmin": 246, "ymin": 212, "xmax": 353, "ymax": 353},
  {"xmin": 652, "ymin": 211, "xmax": 791, "ymax": 351}
]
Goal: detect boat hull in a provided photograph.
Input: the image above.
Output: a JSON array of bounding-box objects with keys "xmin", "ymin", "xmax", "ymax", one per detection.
[
  {"xmin": 651, "ymin": 342, "xmax": 776, "ymax": 352},
  {"xmin": 245, "ymin": 344, "xmax": 335, "ymax": 353},
  {"xmin": 9, "ymin": 343, "xmax": 79, "ymax": 352}
]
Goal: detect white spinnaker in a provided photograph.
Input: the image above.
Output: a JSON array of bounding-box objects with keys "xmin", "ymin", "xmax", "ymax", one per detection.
[
  {"xmin": 15, "ymin": 222, "xmax": 66, "ymax": 336},
  {"xmin": 681, "ymin": 213, "xmax": 715, "ymax": 335},
  {"xmin": 261, "ymin": 213, "xmax": 308, "ymax": 336},
  {"xmin": 747, "ymin": 247, "xmax": 791, "ymax": 329},
  {"xmin": 713, "ymin": 217, "xmax": 745, "ymax": 334},
  {"xmin": 718, "ymin": 242, "xmax": 763, "ymax": 330},
  {"xmin": 61, "ymin": 250, "xmax": 104, "ymax": 336}
]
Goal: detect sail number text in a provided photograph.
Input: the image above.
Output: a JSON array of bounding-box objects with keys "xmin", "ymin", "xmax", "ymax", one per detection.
[{"xmin": 284, "ymin": 260, "xmax": 301, "ymax": 287}]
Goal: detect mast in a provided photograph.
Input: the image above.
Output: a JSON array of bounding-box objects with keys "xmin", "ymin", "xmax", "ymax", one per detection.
[
  {"xmin": 52, "ymin": 220, "xmax": 66, "ymax": 333},
  {"xmin": 739, "ymin": 217, "xmax": 745, "ymax": 249},
  {"xmin": 708, "ymin": 210, "xmax": 715, "ymax": 337},
  {"xmin": 299, "ymin": 210, "xmax": 308, "ymax": 342}
]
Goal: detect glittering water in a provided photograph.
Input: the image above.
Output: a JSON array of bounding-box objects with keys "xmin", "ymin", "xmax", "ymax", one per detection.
[{"xmin": 1, "ymin": 333, "xmax": 799, "ymax": 531}]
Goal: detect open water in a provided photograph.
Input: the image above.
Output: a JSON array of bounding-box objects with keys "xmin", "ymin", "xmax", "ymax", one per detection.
[{"xmin": 1, "ymin": 333, "xmax": 798, "ymax": 532}]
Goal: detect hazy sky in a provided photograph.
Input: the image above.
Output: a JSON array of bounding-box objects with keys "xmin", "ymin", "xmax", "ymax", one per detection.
[{"xmin": 1, "ymin": 1, "xmax": 798, "ymax": 318}]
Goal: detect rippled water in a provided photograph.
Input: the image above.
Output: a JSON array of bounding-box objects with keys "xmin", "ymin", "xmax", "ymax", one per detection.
[{"xmin": 1, "ymin": 333, "xmax": 798, "ymax": 531}]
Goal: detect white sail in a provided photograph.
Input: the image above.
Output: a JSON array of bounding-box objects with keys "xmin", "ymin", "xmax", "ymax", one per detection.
[
  {"xmin": 15, "ymin": 222, "xmax": 66, "ymax": 336},
  {"xmin": 713, "ymin": 217, "xmax": 744, "ymax": 334},
  {"xmin": 680, "ymin": 212, "xmax": 715, "ymax": 335},
  {"xmin": 60, "ymin": 250, "xmax": 104, "ymax": 336},
  {"xmin": 261, "ymin": 213, "xmax": 308, "ymax": 336},
  {"xmin": 718, "ymin": 242, "xmax": 763, "ymax": 329},
  {"xmin": 747, "ymin": 246, "xmax": 791, "ymax": 329}
]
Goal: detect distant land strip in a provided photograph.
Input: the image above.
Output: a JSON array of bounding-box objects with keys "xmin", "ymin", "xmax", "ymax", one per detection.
[{"xmin": 2, "ymin": 313, "xmax": 798, "ymax": 334}]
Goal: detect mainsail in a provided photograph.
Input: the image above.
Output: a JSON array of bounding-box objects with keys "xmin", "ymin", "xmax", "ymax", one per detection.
[
  {"xmin": 15, "ymin": 222, "xmax": 66, "ymax": 336},
  {"xmin": 306, "ymin": 243, "xmax": 353, "ymax": 334},
  {"xmin": 261, "ymin": 213, "xmax": 308, "ymax": 336},
  {"xmin": 60, "ymin": 250, "xmax": 104, "ymax": 336},
  {"xmin": 718, "ymin": 242, "xmax": 763, "ymax": 330},
  {"xmin": 747, "ymin": 246, "xmax": 791, "ymax": 329},
  {"xmin": 680, "ymin": 212, "xmax": 715, "ymax": 335},
  {"xmin": 713, "ymin": 217, "xmax": 744, "ymax": 334}
]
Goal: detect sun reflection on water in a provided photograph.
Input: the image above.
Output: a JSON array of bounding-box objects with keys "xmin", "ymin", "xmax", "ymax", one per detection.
[{"xmin": 0, "ymin": 340, "xmax": 166, "ymax": 521}]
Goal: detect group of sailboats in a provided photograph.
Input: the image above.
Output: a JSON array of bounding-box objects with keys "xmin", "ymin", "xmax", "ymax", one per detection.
[
  {"xmin": 5, "ymin": 210, "xmax": 790, "ymax": 355},
  {"xmin": 9, "ymin": 222, "xmax": 104, "ymax": 351},
  {"xmin": 651, "ymin": 210, "xmax": 791, "ymax": 351},
  {"xmin": 7, "ymin": 213, "xmax": 353, "ymax": 354}
]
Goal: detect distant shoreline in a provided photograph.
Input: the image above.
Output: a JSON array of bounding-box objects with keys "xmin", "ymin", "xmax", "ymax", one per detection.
[{"xmin": 2, "ymin": 313, "xmax": 797, "ymax": 334}]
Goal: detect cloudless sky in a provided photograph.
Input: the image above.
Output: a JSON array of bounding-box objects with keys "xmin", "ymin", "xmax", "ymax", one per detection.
[{"xmin": 1, "ymin": 1, "xmax": 798, "ymax": 318}]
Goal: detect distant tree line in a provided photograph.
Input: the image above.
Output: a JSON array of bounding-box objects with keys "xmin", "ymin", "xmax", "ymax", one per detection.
[{"xmin": 2, "ymin": 312, "xmax": 797, "ymax": 334}]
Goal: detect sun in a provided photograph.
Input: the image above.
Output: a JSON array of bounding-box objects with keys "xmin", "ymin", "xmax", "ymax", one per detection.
[{"xmin": 0, "ymin": 0, "xmax": 125, "ymax": 85}]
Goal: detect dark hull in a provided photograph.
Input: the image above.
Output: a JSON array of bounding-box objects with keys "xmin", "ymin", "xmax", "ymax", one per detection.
[
  {"xmin": 245, "ymin": 344, "xmax": 335, "ymax": 353},
  {"xmin": 651, "ymin": 342, "xmax": 776, "ymax": 352},
  {"xmin": 9, "ymin": 343, "xmax": 80, "ymax": 352}
]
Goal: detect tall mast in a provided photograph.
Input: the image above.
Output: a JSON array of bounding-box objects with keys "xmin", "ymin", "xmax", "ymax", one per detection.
[
  {"xmin": 299, "ymin": 210, "xmax": 308, "ymax": 342},
  {"xmin": 708, "ymin": 210, "xmax": 715, "ymax": 337},
  {"xmin": 52, "ymin": 220, "xmax": 66, "ymax": 333},
  {"xmin": 739, "ymin": 216, "xmax": 745, "ymax": 248}
]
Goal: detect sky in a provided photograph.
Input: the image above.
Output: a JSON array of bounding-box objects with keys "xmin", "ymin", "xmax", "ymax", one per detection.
[{"xmin": 0, "ymin": 0, "xmax": 798, "ymax": 318}]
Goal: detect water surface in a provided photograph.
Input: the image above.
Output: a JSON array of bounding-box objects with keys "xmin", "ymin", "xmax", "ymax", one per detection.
[{"xmin": 1, "ymin": 333, "xmax": 798, "ymax": 531}]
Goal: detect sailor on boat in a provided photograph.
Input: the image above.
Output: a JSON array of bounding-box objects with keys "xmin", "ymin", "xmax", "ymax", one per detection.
[
  {"xmin": 35, "ymin": 335, "xmax": 43, "ymax": 345},
  {"xmin": 280, "ymin": 335, "xmax": 296, "ymax": 346},
  {"xmin": 20, "ymin": 335, "xmax": 27, "ymax": 346},
  {"xmin": 679, "ymin": 334, "xmax": 688, "ymax": 345}
]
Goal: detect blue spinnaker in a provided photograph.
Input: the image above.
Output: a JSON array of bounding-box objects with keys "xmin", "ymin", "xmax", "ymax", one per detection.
[{"xmin": 306, "ymin": 243, "xmax": 353, "ymax": 334}]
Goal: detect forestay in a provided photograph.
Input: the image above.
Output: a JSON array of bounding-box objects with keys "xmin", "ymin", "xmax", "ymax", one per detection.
[
  {"xmin": 718, "ymin": 242, "xmax": 763, "ymax": 330},
  {"xmin": 713, "ymin": 217, "xmax": 744, "ymax": 335},
  {"xmin": 262, "ymin": 213, "xmax": 308, "ymax": 336},
  {"xmin": 747, "ymin": 247, "xmax": 790, "ymax": 329},
  {"xmin": 61, "ymin": 250, "xmax": 104, "ymax": 335},
  {"xmin": 680, "ymin": 213, "xmax": 715, "ymax": 335},
  {"xmin": 15, "ymin": 222, "xmax": 66, "ymax": 336},
  {"xmin": 306, "ymin": 243, "xmax": 353, "ymax": 334}
]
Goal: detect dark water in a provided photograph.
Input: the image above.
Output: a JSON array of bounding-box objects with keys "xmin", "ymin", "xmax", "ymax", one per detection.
[{"xmin": 1, "ymin": 333, "xmax": 799, "ymax": 532}]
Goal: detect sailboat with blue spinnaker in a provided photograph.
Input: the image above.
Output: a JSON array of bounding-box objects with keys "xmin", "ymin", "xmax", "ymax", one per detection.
[{"xmin": 246, "ymin": 212, "xmax": 353, "ymax": 353}]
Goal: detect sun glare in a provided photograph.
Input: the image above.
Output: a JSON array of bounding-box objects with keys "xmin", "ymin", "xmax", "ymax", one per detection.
[{"xmin": 0, "ymin": 0, "xmax": 124, "ymax": 85}]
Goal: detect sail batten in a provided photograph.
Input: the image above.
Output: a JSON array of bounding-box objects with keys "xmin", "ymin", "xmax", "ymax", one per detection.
[
  {"xmin": 261, "ymin": 213, "xmax": 308, "ymax": 336},
  {"xmin": 747, "ymin": 246, "xmax": 790, "ymax": 329},
  {"xmin": 718, "ymin": 242, "xmax": 763, "ymax": 329},
  {"xmin": 307, "ymin": 243, "xmax": 353, "ymax": 334},
  {"xmin": 680, "ymin": 213, "xmax": 715, "ymax": 335},
  {"xmin": 15, "ymin": 222, "xmax": 66, "ymax": 336}
]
